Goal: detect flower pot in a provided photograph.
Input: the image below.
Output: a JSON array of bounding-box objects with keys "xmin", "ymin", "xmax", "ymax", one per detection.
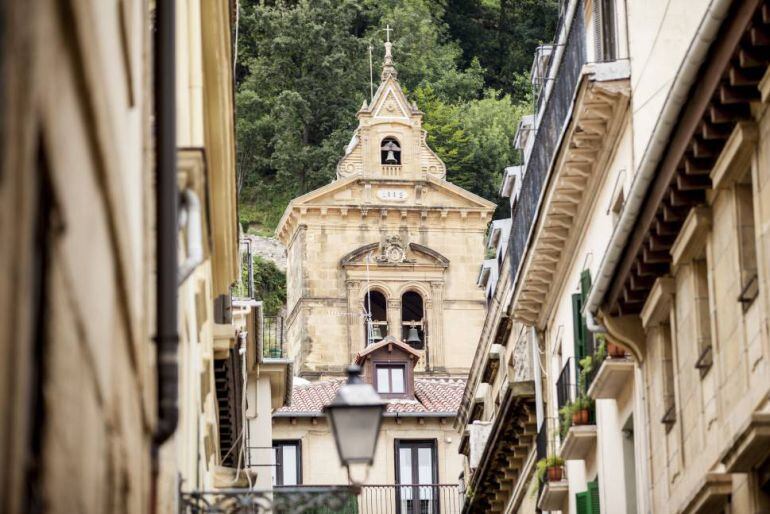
[
  {"xmin": 608, "ymin": 342, "xmax": 626, "ymax": 358},
  {"xmin": 547, "ymin": 466, "xmax": 563, "ymax": 482},
  {"xmin": 573, "ymin": 408, "xmax": 590, "ymax": 425}
]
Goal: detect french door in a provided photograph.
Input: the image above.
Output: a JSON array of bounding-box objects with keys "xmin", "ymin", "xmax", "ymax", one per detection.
[{"xmin": 395, "ymin": 440, "xmax": 438, "ymax": 514}]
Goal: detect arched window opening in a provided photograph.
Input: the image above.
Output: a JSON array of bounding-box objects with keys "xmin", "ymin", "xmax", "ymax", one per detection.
[
  {"xmin": 380, "ymin": 137, "xmax": 401, "ymax": 165},
  {"xmin": 364, "ymin": 290, "xmax": 388, "ymax": 345},
  {"xmin": 401, "ymin": 291, "xmax": 425, "ymax": 349}
]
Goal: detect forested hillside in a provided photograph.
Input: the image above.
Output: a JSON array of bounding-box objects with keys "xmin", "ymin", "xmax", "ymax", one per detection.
[{"xmin": 236, "ymin": 0, "xmax": 557, "ymax": 234}]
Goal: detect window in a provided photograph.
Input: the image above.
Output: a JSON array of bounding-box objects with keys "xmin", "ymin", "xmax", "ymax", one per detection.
[
  {"xmin": 272, "ymin": 441, "xmax": 301, "ymax": 486},
  {"xmin": 381, "ymin": 137, "xmax": 402, "ymax": 165},
  {"xmin": 376, "ymin": 364, "xmax": 406, "ymax": 395},
  {"xmin": 364, "ymin": 290, "xmax": 388, "ymax": 344},
  {"xmin": 593, "ymin": 0, "xmax": 616, "ymax": 62},
  {"xmin": 395, "ymin": 440, "xmax": 438, "ymax": 514},
  {"xmin": 692, "ymin": 259, "xmax": 713, "ymax": 375},
  {"xmin": 736, "ymin": 169, "xmax": 759, "ymax": 310},
  {"xmin": 660, "ymin": 322, "xmax": 677, "ymax": 431},
  {"xmin": 401, "ymin": 291, "xmax": 425, "ymax": 349}
]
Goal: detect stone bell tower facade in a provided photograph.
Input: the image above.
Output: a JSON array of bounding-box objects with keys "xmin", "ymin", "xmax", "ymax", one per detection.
[{"xmin": 276, "ymin": 41, "xmax": 495, "ymax": 379}]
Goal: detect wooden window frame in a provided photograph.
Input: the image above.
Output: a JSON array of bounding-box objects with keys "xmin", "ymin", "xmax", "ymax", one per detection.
[
  {"xmin": 374, "ymin": 363, "xmax": 409, "ymax": 398},
  {"xmin": 273, "ymin": 440, "xmax": 302, "ymax": 486},
  {"xmin": 394, "ymin": 439, "xmax": 439, "ymax": 514}
]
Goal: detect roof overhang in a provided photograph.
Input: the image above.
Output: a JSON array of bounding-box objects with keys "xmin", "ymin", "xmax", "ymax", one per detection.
[{"xmin": 511, "ymin": 62, "xmax": 631, "ymax": 325}]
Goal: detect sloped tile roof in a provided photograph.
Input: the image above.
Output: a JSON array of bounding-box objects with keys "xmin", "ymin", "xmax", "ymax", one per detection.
[{"xmin": 275, "ymin": 377, "xmax": 466, "ymax": 416}]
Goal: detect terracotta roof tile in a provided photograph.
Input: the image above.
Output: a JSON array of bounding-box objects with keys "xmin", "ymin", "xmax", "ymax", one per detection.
[{"xmin": 276, "ymin": 377, "xmax": 465, "ymax": 416}]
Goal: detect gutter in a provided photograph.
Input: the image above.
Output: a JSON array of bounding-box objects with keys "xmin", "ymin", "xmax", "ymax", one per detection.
[{"xmin": 585, "ymin": 0, "xmax": 733, "ymax": 318}]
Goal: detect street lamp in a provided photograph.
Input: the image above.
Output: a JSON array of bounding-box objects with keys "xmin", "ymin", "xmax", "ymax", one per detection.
[{"xmin": 324, "ymin": 365, "xmax": 387, "ymax": 485}]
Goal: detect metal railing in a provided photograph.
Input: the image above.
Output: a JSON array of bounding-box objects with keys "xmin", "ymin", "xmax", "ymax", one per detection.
[
  {"xmin": 358, "ymin": 484, "xmax": 463, "ymax": 514},
  {"xmin": 179, "ymin": 485, "xmax": 463, "ymax": 514},
  {"xmin": 234, "ymin": 239, "xmax": 255, "ymax": 300},
  {"xmin": 509, "ymin": 2, "xmax": 586, "ymax": 283},
  {"xmin": 263, "ymin": 315, "xmax": 285, "ymax": 359},
  {"xmin": 556, "ymin": 358, "xmax": 575, "ymax": 412},
  {"xmin": 180, "ymin": 487, "xmax": 358, "ymax": 514}
]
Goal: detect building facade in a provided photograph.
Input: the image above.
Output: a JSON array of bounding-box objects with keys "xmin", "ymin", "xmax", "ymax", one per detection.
[
  {"xmin": 0, "ymin": 1, "xmax": 290, "ymax": 513},
  {"xmin": 459, "ymin": 0, "xmax": 770, "ymax": 514}
]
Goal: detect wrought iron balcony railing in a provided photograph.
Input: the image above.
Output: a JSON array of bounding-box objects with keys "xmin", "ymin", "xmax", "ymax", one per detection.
[
  {"xmin": 358, "ymin": 484, "xmax": 463, "ymax": 514},
  {"xmin": 263, "ymin": 315, "xmax": 285, "ymax": 359},
  {"xmin": 508, "ymin": 2, "xmax": 586, "ymax": 282},
  {"xmin": 179, "ymin": 485, "xmax": 463, "ymax": 514},
  {"xmin": 556, "ymin": 358, "xmax": 575, "ymax": 413}
]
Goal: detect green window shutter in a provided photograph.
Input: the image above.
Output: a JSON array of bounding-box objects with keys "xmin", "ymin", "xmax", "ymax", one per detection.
[
  {"xmin": 572, "ymin": 293, "xmax": 585, "ymax": 361},
  {"xmin": 576, "ymin": 491, "xmax": 589, "ymax": 514},
  {"xmin": 579, "ymin": 270, "xmax": 595, "ymax": 356},
  {"xmin": 588, "ymin": 480, "xmax": 600, "ymax": 514}
]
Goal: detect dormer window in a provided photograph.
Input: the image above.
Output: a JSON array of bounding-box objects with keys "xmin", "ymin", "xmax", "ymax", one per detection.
[
  {"xmin": 381, "ymin": 137, "xmax": 401, "ymax": 165},
  {"xmin": 375, "ymin": 364, "xmax": 406, "ymax": 395},
  {"xmin": 356, "ymin": 336, "xmax": 419, "ymax": 400}
]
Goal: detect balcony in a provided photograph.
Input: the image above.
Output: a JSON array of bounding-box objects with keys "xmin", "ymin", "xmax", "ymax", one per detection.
[
  {"xmin": 560, "ymin": 424, "xmax": 597, "ymax": 461},
  {"xmin": 179, "ymin": 484, "xmax": 463, "ymax": 513},
  {"xmin": 508, "ymin": 2, "xmax": 586, "ymax": 286},
  {"xmin": 538, "ymin": 477, "xmax": 568, "ymax": 511},
  {"xmin": 263, "ymin": 315, "xmax": 285, "ymax": 359},
  {"xmin": 587, "ymin": 356, "xmax": 634, "ymax": 400},
  {"xmin": 508, "ymin": 0, "xmax": 631, "ymax": 324}
]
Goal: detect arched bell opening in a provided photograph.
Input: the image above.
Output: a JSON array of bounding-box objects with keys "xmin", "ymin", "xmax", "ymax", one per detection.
[
  {"xmin": 401, "ymin": 291, "xmax": 425, "ymax": 349},
  {"xmin": 364, "ymin": 290, "xmax": 388, "ymax": 345},
  {"xmin": 380, "ymin": 137, "xmax": 401, "ymax": 165}
]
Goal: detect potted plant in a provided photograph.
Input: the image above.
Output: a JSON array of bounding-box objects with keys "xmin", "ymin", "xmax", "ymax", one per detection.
[
  {"xmin": 607, "ymin": 341, "xmax": 626, "ymax": 358},
  {"xmin": 534, "ymin": 455, "xmax": 565, "ymax": 495},
  {"xmin": 572, "ymin": 395, "xmax": 592, "ymax": 425}
]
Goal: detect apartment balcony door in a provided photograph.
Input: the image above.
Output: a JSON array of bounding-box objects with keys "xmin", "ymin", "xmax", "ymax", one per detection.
[{"xmin": 395, "ymin": 440, "xmax": 438, "ymax": 514}]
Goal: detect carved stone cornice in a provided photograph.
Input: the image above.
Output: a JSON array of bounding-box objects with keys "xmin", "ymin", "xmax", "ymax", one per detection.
[{"xmin": 511, "ymin": 66, "xmax": 631, "ymax": 325}]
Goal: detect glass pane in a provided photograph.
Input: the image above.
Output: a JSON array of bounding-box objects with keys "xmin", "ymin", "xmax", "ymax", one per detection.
[
  {"xmin": 417, "ymin": 448, "xmax": 432, "ymax": 486},
  {"xmin": 377, "ymin": 367, "xmax": 390, "ymax": 393},
  {"xmin": 271, "ymin": 447, "xmax": 278, "ymax": 486},
  {"xmin": 391, "ymin": 368, "xmax": 405, "ymax": 393},
  {"xmin": 399, "ymin": 447, "xmax": 412, "ymax": 485},
  {"xmin": 282, "ymin": 445, "xmax": 297, "ymax": 486}
]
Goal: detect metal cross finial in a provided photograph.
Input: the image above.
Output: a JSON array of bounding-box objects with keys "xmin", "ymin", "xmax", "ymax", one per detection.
[{"xmin": 384, "ymin": 24, "xmax": 393, "ymax": 43}]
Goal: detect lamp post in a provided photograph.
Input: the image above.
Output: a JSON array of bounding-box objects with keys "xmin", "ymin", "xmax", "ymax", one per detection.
[{"xmin": 323, "ymin": 364, "xmax": 387, "ymax": 486}]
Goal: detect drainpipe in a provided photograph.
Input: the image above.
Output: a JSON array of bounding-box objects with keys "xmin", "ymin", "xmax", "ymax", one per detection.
[
  {"xmin": 585, "ymin": 310, "xmax": 606, "ymax": 335},
  {"xmin": 584, "ymin": 0, "xmax": 734, "ymax": 318},
  {"xmin": 150, "ymin": 0, "xmax": 177, "ymax": 510}
]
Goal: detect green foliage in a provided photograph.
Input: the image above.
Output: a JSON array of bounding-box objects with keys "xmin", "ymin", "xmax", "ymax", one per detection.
[
  {"xmin": 235, "ymin": 0, "xmax": 557, "ymax": 232},
  {"xmin": 532, "ymin": 455, "xmax": 565, "ymax": 495},
  {"xmin": 243, "ymin": 255, "xmax": 287, "ymax": 316},
  {"xmin": 443, "ymin": 0, "xmax": 559, "ymax": 102}
]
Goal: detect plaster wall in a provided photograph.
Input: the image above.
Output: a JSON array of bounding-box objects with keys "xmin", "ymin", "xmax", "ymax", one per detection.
[
  {"xmin": 272, "ymin": 417, "xmax": 463, "ymax": 486},
  {"xmin": 625, "ymin": 0, "xmax": 711, "ymax": 172}
]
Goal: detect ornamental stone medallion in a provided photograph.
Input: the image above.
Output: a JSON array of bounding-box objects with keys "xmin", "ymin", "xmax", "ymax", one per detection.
[{"xmin": 377, "ymin": 235, "xmax": 412, "ymax": 264}]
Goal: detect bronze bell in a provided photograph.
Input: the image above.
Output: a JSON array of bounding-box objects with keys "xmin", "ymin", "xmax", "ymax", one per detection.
[
  {"xmin": 381, "ymin": 140, "xmax": 401, "ymax": 164},
  {"xmin": 370, "ymin": 325, "xmax": 383, "ymax": 342},
  {"xmin": 406, "ymin": 326, "xmax": 422, "ymax": 346}
]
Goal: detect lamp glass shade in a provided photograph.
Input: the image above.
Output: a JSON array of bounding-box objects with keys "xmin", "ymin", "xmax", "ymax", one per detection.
[{"xmin": 327, "ymin": 404, "xmax": 384, "ymax": 464}]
